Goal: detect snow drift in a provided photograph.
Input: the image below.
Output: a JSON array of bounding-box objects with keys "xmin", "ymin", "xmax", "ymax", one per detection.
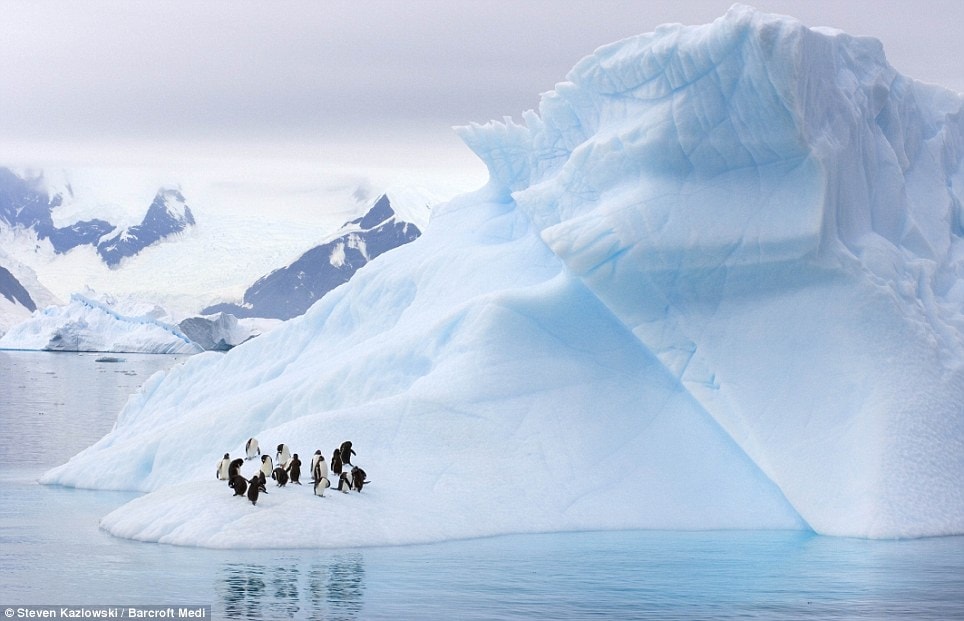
[{"xmin": 42, "ymin": 6, "xmax": 964, "ymax": 545}]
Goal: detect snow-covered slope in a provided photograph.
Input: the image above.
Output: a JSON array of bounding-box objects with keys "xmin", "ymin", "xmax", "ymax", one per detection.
[
  {"xmin": 203, "ymin": 194, "xmax": 421, "ymax": 320},
  {"xmin": 42, "ymin": 6, "xmax": 964, "ymax": 546},
  {"xmin": 0, "ymin": 292, "xmax": 202, "ymax": 354},
  {"xmin": 0, "ymin": 251, "xmax": 61, "ymax": 336},
  {"xmin": 0, "ymin": 266, "xmax": 35, "ymax": 335},
  {"xmin": 96, "ymin": 188, "xmax": 195, "ymax": 267}
]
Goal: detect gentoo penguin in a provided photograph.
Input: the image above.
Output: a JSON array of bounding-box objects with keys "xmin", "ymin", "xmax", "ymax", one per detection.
[
  {"xmin": 216, "ymin": 453, "xmax": 231, "ymax": 481},
  {"xmin": 309, "ymin": 450, "xmax": 322, "ymax": 484},
  {"xmin": 276, "ymin": 444, "xmax": 291, "ymax": 468},
  {"xmin": 350, "ymin": 466, "xmax": 369, "ymax": 492},
  {"xmin": 287, "ymin": 454, "xmax": 302, "ymax": 484},
  {"xmin": 245, "ymin": 438, "xmax": 260, "ymax": 461},
  {"xmin": 272, "ymin": 466, "xmax": 289, "ymax": 487},
  {"xmin": 230, "ymin": 474, "xmax": 248, "ymax": 496},
  {"xmin": 336, "ymin": 472, "xmax": 352, "ymax": 493},
  {"xmin": 246, "ymin": 474, "xmax": 261, "ymax": 505},
  {"xmin": 313, "ymin": 474, "xmax": 330, "ymax": 497},
  {"xmin": 339, "ymin": 441, "xmax": 356, "ymax": 466},
  {"xmin": 313, "ymin": 453, "xmax": 328, "ymax": 488},
  {"xmin": 259, "ymin": 454, "xmax": 274, "ymax": 482},
  {"xmin": 228, "ymin": 458, "xmax": 244, "ymax": 484},
  {"xmin": 331, "ymin": 448, "xmax": 343, "ymax": 476}
]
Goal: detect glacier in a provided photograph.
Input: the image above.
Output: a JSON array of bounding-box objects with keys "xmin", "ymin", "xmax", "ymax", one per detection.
[{"xmin": 41, "ymin": 5, "xmax": 964, "ymax": 546}]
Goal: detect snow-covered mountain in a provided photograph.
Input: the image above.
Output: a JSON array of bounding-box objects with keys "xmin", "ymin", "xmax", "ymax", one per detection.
[
  {"xmin": 0, "ymin": 168, "xmax": 194, "ymax": 266},
  {"xmin": 42, "ymin": 6, "xmax": 964, "ymax": 547},
  {"xmin": 0, "ymin": 265, "xmax": 35, "ymax": 335},
  {"xmin": 203, "ymin": 194, "xmax": 420, "ymax": 320},
  {"xmin": 0, "ymin": 266, "xmax": 35, "ymax": 313},
  {"xmin": 0, "ymin": 165, "xmax": 466, "ymax": 320},
  {"xmin": 96, "ymin": 188, "xmax": 195, "ymax": 267},
  {"xmin": 0, "ymin": 250, "xmax": 61, "ymax": 336}
]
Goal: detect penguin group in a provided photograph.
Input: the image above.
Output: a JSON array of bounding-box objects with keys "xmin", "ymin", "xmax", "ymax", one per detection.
[{"xmin": 218, "ymin": 438, "xmax": 369, "ymax": 507}]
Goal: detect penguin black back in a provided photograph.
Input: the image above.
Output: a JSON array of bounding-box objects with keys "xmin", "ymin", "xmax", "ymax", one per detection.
[
  {"xmin": 230, "ymin": 474, "xmax": 248, "ymax": 496},
  {"xmin": 247, "ymin": 474, "xmax": 261, "ymax": 505}
]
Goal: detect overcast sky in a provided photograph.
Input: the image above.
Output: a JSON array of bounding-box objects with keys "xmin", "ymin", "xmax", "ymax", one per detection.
[{"xmin": 1, "ymin": 0, "xmax": 962, "ymax": 175}]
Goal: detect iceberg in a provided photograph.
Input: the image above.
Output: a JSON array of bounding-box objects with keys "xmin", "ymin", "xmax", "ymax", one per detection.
[
  {"xmin": 42, "ymin": 6, "xmax": 963, "ymax": 546},
  {"xmin": 0, "ymin": 292, "xmax": 202, "ymax": 354}
]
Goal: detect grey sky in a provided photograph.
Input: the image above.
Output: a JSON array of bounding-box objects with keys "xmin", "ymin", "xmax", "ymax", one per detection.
[{"xmin": 1, "ymin": 0, "xmax": 962, "ymax": 172}]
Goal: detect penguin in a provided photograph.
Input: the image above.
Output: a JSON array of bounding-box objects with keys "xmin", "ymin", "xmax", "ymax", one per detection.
[
  {"xmin": 331, "ymin": 448, "xmax": 343, "ymax": 476},
  {"xmin": 246, "ymin": 474, "xmax": 261, "ymax": 505},
  {"xmin": 309, "ymin": 450, "xmax": 322, "ymax": 484},
  {"xmin": 260, "ymin": 454, "xmax": 274, "ymax": 482},
  {"xmin": 287, "ymin": 454, "xmax": 302, "ymax": 484},
  {"xmin": 313, "ymin": 454, "xmax": 328, "ymax": 490},
  {"xmin": 216, "ymin": 453, "xmax": 231, "ymax": 481},
  {"xmin": 336, "ymin": 472, "xmax": 352, "ymax": 493},
  {"xmin": 272, "ymin": 466, "xmax": 289, "ymax": 487},
  {"xmin": 245, "ymin": 437, "xmax": 260, "ymax": 461},
  {"xmin": 230, "ymin": 474, "xmax": 248, "ymax": 497},
  {"xmin": 276, "ymin": 443, "xmax": 291, "ymax": 468},
  {"xmin": 228, "ymin": 458, "xmax": 244, "ymax": 481},
  {"xmin": 339, "ymin": 441, "xmax": 356, "ymax": 466},
  {"xmin": 350, "ymin": 466, "xmax": 368, "ymax": 492},
  {"xmin": 313, "ymin": 474, "xmax": 330, "ymax": 497}
]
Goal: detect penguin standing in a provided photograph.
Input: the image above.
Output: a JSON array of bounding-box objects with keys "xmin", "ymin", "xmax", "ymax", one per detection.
[
  {"xmin": 276, "ymin": 443, "xmax": 291, "ymax": 468},
  {"xmin": 259, "ymin": 454, "xmax": 274, "ymax": 486},
  {"xmin": 245, "ymin": 438, "xmax": 260, "ymax": 461},
  {"xmin": 314, "ymin": 474, "xmax": 330, "ymax": 497},
  {"xmin": 313, "ymin": 454, "xmax": 329, "ymax": 496},
  {"xmin": 246, "ymin": 474, "xmax": 261, "ymax": 505},
  {"xmin": 339, "ymin": 441, "xmax": 356, "ymax": 467},
  {"xmin": 336, "ymin": 472, "xmax": 352, "ymax": 493},
  {"xmin": 287, "ymin": 454, "xmax": 302, "ymax": 484},
  {"xmin": 309, "ymin": 450, "xmax": 322, "ymax": 484},
  {"xmin": 331, "ymin": 448, "xmax": 343, "ymax": 476},
  {"xmin": 230, "ymin": 474, "xmax": 248, "ymax": 497},
  {"xmin": 228, "ymin": 458, "xmax": 244, "ymax": 483},
  {"xmin": 216, "ymin": 453, "xmax": 231, "ymax": 481},
  {"xmin": 350, "ymin": 466, "xmax": 369, "ymax": 492},
  {"xmin": 272, "ymin": 466, "xmax": 289, "ymax": 487}
]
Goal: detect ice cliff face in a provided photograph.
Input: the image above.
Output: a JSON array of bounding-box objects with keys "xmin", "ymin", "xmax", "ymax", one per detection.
[
  {"xmin": 458, "ymin": 4, "xmax": 964, "ymax": 537},
  {"xmin": 42, "ymin": 6, "xmax": 964, "ymax": 544}
]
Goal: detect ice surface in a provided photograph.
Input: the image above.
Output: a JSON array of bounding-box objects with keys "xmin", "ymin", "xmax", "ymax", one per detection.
[
  {"xmin": 53, "ymin": 190, "xmax": 804, "ymax": 547},
  {"xmin": 42, "ymin": 6, "xmax": 964, "ymax": 545},
  {"xmin": 458, "ymin": 5, "xmax": 964, "ymax": 538}
]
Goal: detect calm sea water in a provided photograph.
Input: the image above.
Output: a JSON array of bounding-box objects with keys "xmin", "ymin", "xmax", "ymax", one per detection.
[{"xmin": 1, "ymin": 350, "xmax": 963, "ymax": 620}]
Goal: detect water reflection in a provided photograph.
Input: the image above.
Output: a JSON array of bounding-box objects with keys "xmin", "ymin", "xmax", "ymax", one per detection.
[{"xmin": 218, "ymin": 554, "xmax": 365, "ymax": 620}]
